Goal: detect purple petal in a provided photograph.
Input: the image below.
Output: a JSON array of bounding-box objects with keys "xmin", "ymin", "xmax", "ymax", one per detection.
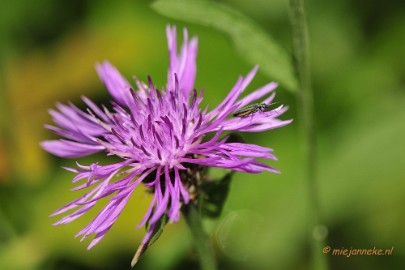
[
  {"xmin": 96, "ymin": 61, "xmax": 132, "ymax": 106},
  {"xmin": 41, "ymin": 140, "xmax": 104, "ymax": 158},
  {"xmin": 207, "ymin": 65, "xmax": 258, "ymax": 121},
  {"xmin": 166, "ymin": 25, "xmax": 198, "ymax": 97},
  {"xmin": 237, "ymin": 82, "xmax": 278, "ymax": 108}
]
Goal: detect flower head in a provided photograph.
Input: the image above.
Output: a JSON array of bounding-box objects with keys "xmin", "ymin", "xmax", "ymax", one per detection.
[{"xmin": 41, "ymin": 25, "xmax": 291, "ymax": 250}]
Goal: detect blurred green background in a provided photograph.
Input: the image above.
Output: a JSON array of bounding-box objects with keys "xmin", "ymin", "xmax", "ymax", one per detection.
[{"xmin": 0, "ymin": 0, "xmax": 404, "ymax": 269}]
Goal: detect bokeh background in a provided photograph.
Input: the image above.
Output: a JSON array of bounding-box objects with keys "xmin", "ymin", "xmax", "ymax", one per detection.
[{"xmin": 1, "ymin": 0, "xmax": 404, "ymax": 269}]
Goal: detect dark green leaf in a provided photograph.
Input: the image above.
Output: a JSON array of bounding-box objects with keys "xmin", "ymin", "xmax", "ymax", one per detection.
[
  {"xmin": 225, "ymin": 133, "xmax": 246, "ymax": 144},
  {"xmin": 152, "ymin": 0, "xmax": 297, "ymax": 92},
  {"xmin": 201, "ymin": 172, "xmax": 234, "ymax": 218},
  {"xmin": 131, "ymin": 214, "xmax": 168, "ymax": 267}
]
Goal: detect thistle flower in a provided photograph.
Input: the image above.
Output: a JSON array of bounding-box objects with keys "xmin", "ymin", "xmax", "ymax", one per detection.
[{"xmin": 41, "ymin": 25, "xmax": 292, "ymax": 252}]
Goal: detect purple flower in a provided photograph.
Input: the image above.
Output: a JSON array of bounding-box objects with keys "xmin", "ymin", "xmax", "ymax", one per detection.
[{"xmin": 41, "ymin": 25, "xmax": 292, "ymax": 250}]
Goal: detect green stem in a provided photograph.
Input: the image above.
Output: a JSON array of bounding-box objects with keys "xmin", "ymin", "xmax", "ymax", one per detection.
[
  {"xmin": 183, "ymin": 203, "xmax": 217, "ymax": 270},
  {"xmin": 289, "ymin": 1, "xmax": 328, "ymax": 269}
]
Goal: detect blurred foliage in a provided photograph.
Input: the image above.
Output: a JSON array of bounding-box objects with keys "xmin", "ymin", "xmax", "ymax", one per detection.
[
  {"xmin": 0, "ymin": 0, "xmax": 404, "ymax": 269},
  {"xmin": 152, "ymin": 0, "xmax": 298, "ymax": 91}
]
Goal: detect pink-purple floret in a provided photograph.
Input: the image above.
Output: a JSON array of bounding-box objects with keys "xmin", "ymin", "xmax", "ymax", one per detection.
[{"xmin": 41, "ymin": 25, "xmax": 292, "ymax": 249}]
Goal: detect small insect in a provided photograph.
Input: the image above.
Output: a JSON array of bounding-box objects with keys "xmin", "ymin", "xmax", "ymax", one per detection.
[{"xmin": 232, "ymin": 102, "xmax": 278, "ymax": 118}]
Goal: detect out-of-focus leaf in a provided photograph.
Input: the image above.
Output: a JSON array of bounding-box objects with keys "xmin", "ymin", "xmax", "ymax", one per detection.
[
  {"xmin": 131, "ymin": 214, "xmax": 168, "ymax": 267},
  {"xmin": 152, "ymin": 0, "xmax": 297, "ymax": 92}
]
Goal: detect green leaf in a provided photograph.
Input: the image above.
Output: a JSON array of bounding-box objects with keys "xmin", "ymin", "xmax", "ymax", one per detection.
[
  {"xmin": 225, "ymin": 133, "xmax": 246, "ymax": 144},
  {"xmin": 152, "ymin": 0, "xmax": 297, "ymax": 92},
  {"xmin": 201, "ymin": 172, "xmax": 234, "ymax": 218},
  {"xmin": 131, "ymin": 214, "xmax": 168, "ymax": 267}
]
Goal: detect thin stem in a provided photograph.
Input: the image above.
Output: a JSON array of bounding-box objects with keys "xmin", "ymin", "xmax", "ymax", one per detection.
[
  {"xmin": 289, "ymin": 0, "xmax": 328, "ymax": 270},
  {"xmin": 183, "ymin": 203, "xmax": 217, "ymax": 270}
]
